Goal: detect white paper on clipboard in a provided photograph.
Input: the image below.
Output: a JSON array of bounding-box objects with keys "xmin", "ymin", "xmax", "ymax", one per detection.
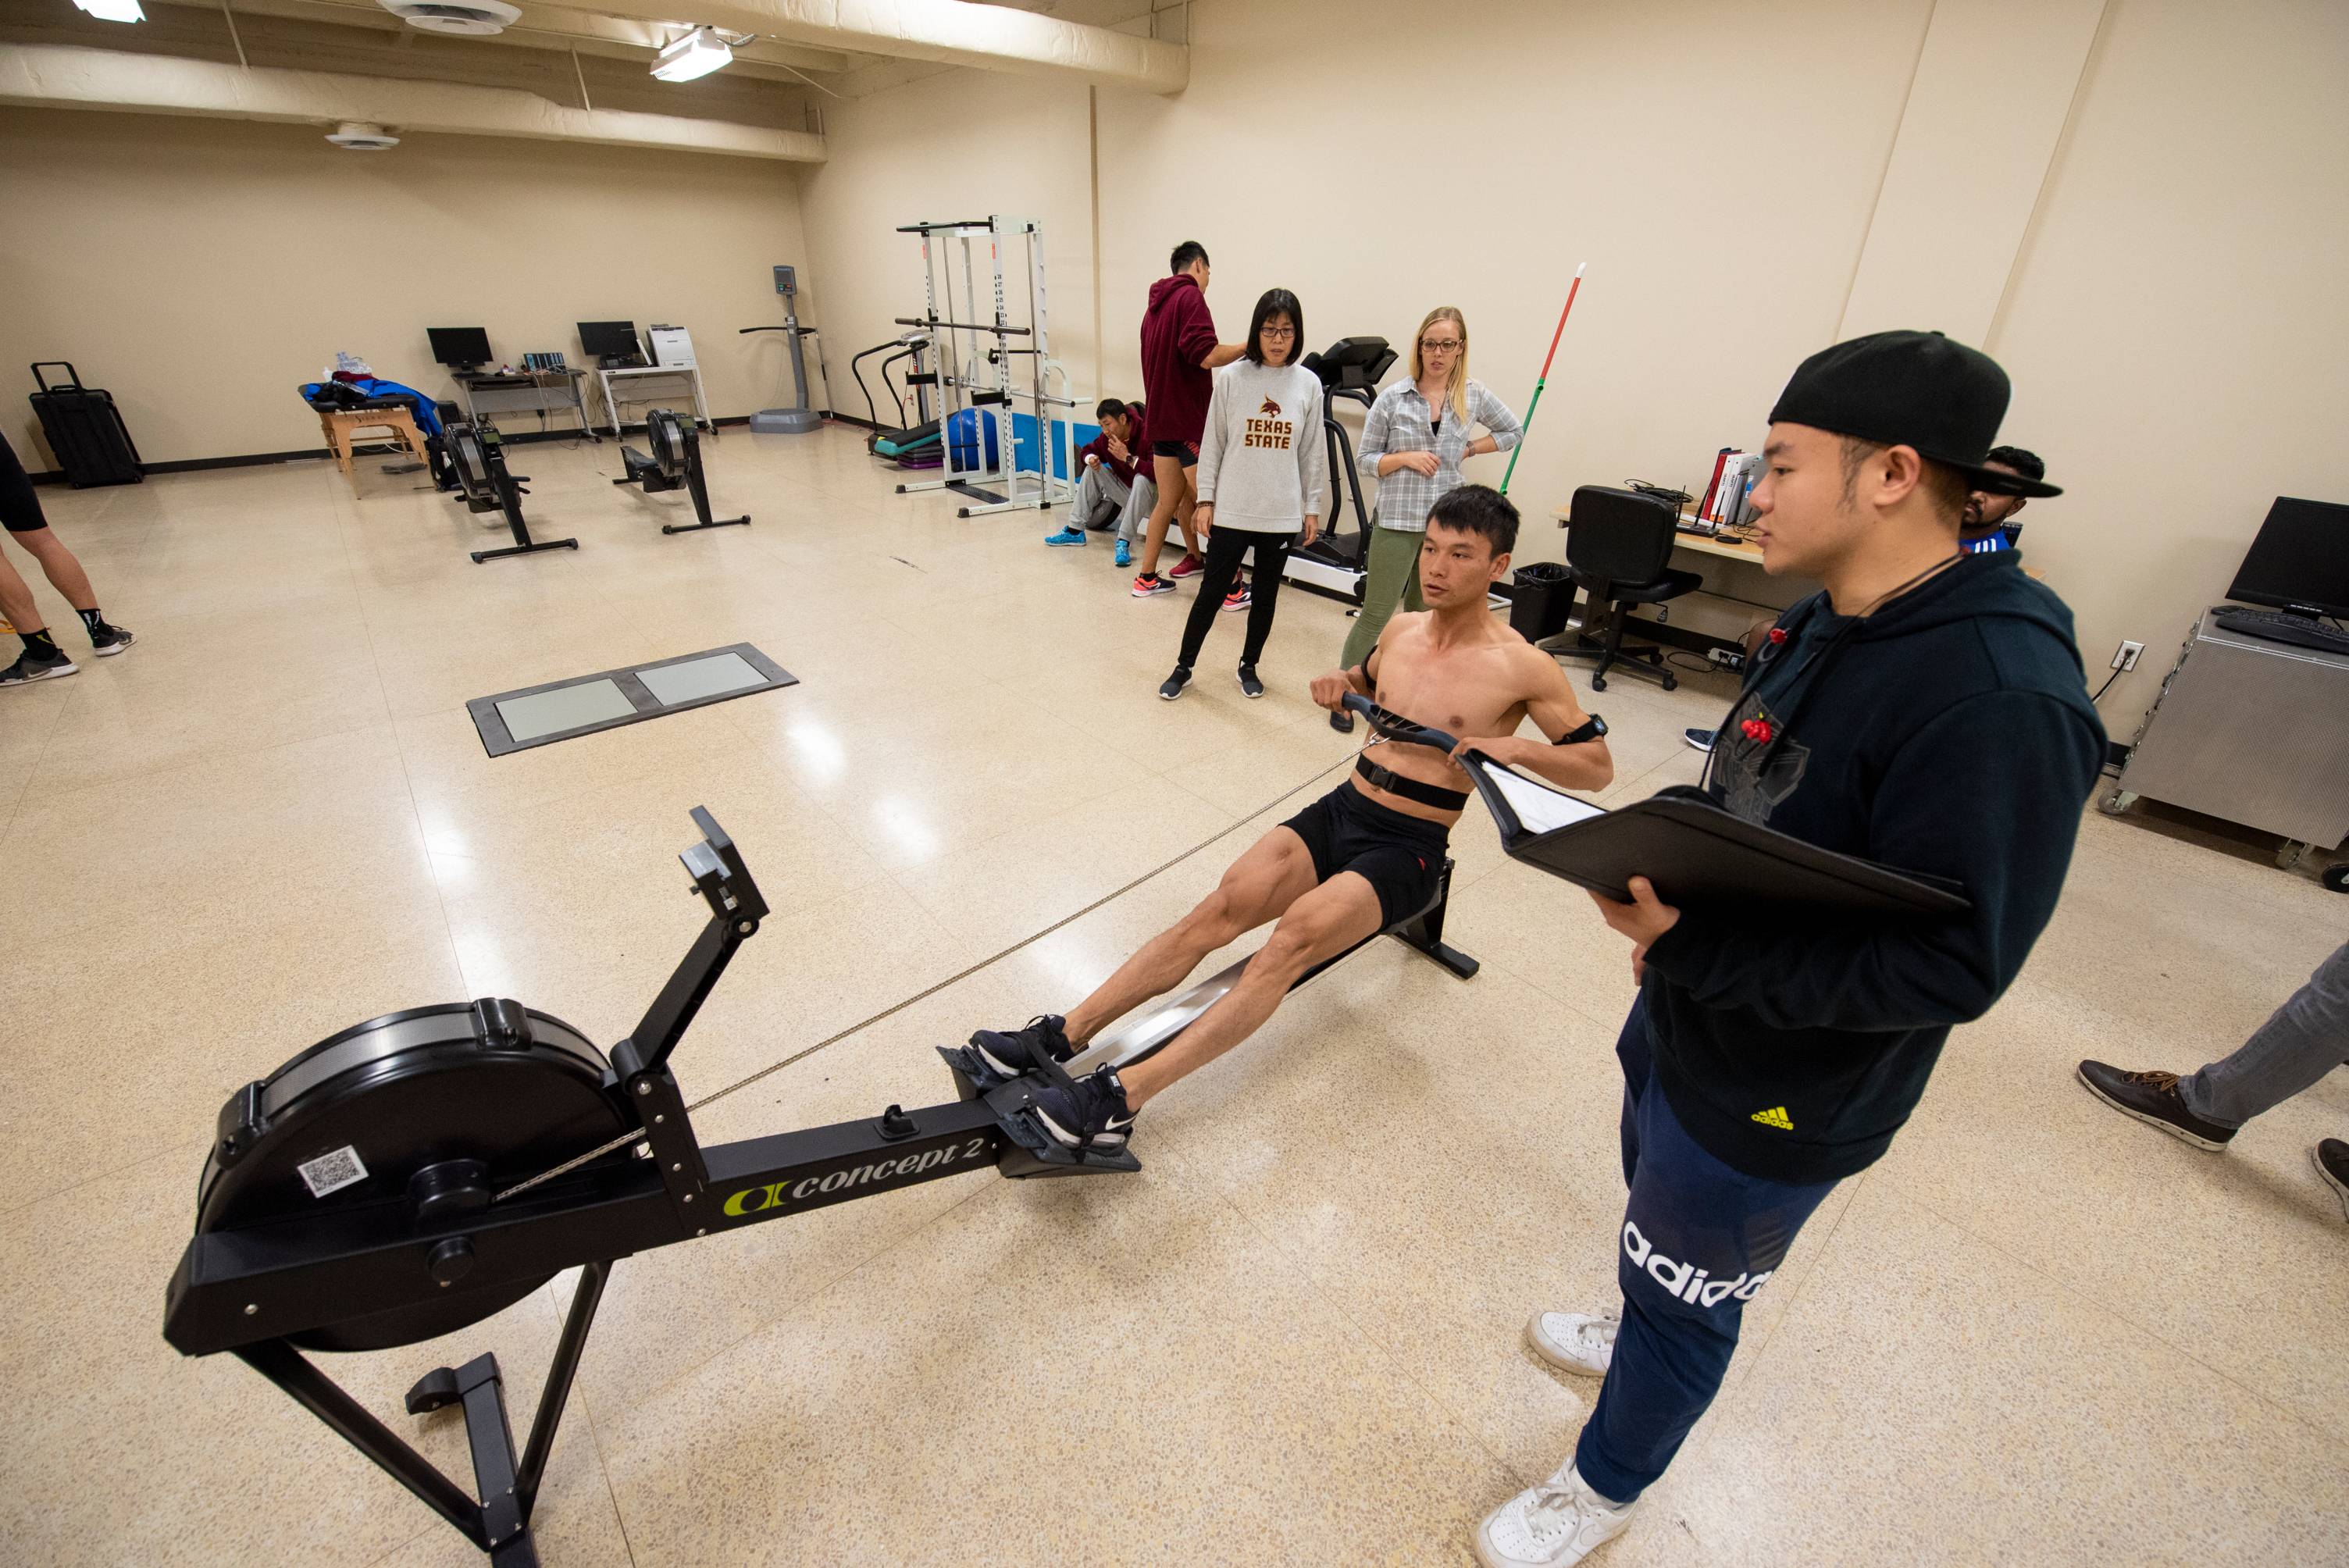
[{"xmin": 1482, "ymin": 761, "xmax": 1605, "ymax": 836}]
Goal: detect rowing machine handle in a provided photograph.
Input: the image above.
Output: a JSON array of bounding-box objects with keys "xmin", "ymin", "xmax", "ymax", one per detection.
[{"xmin": 1342, "ymin": 693, "xmax": 1460, "ymax": 754}]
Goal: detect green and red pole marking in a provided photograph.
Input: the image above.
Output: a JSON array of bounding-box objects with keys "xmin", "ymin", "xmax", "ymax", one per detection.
[{"xmin": 1499, "ymin": 262, "xmax": 1585, "ymax": 497}]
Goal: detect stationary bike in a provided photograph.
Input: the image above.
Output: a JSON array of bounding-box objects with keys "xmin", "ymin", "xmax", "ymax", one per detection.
[
  {"xmin": 440, "ymin": 405, "xmax": 578, "ymax": 564},
  {"xmin": 611, "ymin": 407, "xmax": 747, "ymax": 534}
]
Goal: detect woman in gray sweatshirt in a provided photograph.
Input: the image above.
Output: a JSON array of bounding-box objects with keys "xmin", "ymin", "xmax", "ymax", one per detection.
[{"xmin": 1160, "ymin": 287, "xmax": 1328, "ymax": 701}]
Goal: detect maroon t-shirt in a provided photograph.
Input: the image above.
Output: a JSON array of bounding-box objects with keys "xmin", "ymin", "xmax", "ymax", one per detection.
[
  {"xmin": 1076, "ymin": 403, "xmax": 1147, "ymax": 484},
  {"xmin": 1139, "ymin": 275, "xmax": 1218, "ymax": 446}
]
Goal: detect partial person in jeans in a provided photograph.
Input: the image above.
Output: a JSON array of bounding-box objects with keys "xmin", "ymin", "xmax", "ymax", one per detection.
[
  {"xmin": 1157, "ymin": 288, "xmax": 1325, "ymax": 703},
  {"xmin": 1336, "ymin": 308, "xmax": 1521, "ymax": 732},
  {"xmin": 1132, "ymin": 241, "xmax": 1246, "ymax": 598},
  {"xmin": 1, "ymin": 431, "xmax": 134, "ymax": 688},
  {"xmin": 2076, "ymin": 940, "xmax": 2349, "ymax": 1218},
  {"xmin": 1045, "ymin": 397, "xmax": 1157, "ymax": 568}
]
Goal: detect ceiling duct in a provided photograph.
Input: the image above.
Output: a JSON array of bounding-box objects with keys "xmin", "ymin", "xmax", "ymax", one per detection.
[
  {"xmin": 325, "ymin": 119, "xmax": 398, "ymax": 148},
  {"xmin": 375, "ymin": 0, "xmax": 523, "ymax": 37}
]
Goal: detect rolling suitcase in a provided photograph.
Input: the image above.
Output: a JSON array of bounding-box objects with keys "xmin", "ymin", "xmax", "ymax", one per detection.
[{"xmin": 30, "ymin": 362, "xmax": 143, "ymax": 488}]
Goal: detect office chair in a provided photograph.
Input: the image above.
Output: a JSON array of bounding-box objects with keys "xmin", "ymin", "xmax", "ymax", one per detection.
[{"xmin": 1552, "ymin": 485, "xmax": 1702, "ymax": 691}]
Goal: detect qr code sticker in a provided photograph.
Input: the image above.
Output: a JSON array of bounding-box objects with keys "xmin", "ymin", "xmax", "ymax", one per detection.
[{"xmin": 298, "ymin": 1145, "xmax": 369, "ymax": 1198}]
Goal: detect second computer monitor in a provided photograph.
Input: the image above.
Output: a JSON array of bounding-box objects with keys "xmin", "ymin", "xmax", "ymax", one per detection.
[
  {"xmin": 2226, "ymin": 497, "xmax": 2349, "ymax": 619},
  {"xmin": 577, "ymin": 322, "xmax": 642, "ymax": 362},
  {"xmin": 428, "ymin": 326, "xmax": 493, "ymax": 369}
]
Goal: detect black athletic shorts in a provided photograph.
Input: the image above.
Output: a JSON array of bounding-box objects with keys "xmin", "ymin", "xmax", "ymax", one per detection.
[
  {"xmin": 1151, "ymin": 438, "xmax": 1199, "ymax": 469},
  {"xmin": 1280, "ymin": 779, "xmax": 1449, "ymax": 930},
  {"xmin": 0, "ymin": 433, "xmax": 48, "ymax": 534}
]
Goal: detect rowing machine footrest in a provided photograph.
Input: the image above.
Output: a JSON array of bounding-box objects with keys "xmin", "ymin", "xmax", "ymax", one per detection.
[
  {"xmin": 980, "ymin": 1076, "xmax": 1142, "ymax": 1179},
  {"xmin": 404, "ymin": 1363, "xmax": 464, "ymax": 1416},
  {"xmin": 936, "ymin": 1044, "xmax": 984, "ymax": 1101}
]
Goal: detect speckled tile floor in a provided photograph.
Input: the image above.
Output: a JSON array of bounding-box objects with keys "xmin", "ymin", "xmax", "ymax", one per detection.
[{"xmin": 3, "ymin": 426, "xmax": 2343, "ymax": 1565}]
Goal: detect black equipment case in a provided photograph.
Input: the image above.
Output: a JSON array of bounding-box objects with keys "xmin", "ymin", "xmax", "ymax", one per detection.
[{"xmin": 30, "ymin": 362, "xmax": 143, "ymax": 488}]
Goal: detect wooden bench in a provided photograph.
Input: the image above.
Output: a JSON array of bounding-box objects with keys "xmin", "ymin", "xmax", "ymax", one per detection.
[{"xmin": 318, "ymin": 405, "xmax": 430, "ymax": 481}]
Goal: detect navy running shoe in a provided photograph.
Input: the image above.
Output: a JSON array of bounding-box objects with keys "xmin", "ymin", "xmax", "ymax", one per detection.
[
  {"xmin": 1030, "ymin": 1065, "xmax": 1136, "ymax": 1151},
  {"xmin": 963, "ymin": 1014, "xmax": 1076, "ymax": 1091}
]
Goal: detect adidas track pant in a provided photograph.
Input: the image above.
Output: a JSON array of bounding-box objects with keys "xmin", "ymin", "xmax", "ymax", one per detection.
[{"xmin": 1574, "ymin": 999, "xmax": 1841, "ymax": 1506}]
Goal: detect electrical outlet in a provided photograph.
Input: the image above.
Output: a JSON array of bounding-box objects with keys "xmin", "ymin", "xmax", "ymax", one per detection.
[
  {"xmin": 2112, "ymin": 640, "xmax": 2145, "ymax": 672},
  {"xmin": 1708, "ymin": 647, "xmax": 1745, "ymax": 671}
]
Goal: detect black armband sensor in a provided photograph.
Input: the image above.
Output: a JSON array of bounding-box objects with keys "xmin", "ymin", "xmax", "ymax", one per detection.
[{"xmin": 1556, "ymin": 714, "xmax": 1607, "ymax": 746}]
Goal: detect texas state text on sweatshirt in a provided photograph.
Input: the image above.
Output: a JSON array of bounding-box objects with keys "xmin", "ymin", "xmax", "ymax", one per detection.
[
  {"xmin": 1192, "ymin": 360, "xmax": 1328, "ymax": 533},
  {"xmin": 1639, "ymin": 550, "xmax": 2106, "ymax": 1184}
]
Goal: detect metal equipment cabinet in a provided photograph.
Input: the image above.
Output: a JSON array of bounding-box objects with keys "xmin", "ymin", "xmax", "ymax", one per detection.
[{"xmin": 2105, "ymin": 613, "xmax": 2349, "ymax": 866}]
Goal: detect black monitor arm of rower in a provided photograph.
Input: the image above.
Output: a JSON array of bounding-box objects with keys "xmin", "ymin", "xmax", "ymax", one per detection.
[
  {"xmin": 1342, "ymin": 693, "xmax": 1461, "ymax": 754},
  {"xmin": 612, "ymin": 808, "xmax": 770, "ymax": 1082}
]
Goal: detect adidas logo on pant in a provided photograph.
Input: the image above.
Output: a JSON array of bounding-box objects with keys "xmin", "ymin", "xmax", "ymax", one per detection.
[{"xmin": 1622, "ymin": 1220, "xmax": 1772, "ymax": 1307}]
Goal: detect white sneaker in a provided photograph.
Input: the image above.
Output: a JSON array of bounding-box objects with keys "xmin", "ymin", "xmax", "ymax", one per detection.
[
  {"xmin": 1476, "ymin": 1463, "xmax": 1637, "ymax": 1567},
  {"xmin": 1527, "ymin": 1310, "xmax": 1617, "ymax": 1377}
]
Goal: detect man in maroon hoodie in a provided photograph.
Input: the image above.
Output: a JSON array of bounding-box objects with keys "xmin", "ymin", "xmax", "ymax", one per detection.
[{"xmin": 1132, "ymin": 241, "xmax": 1245, "ymax": 597}]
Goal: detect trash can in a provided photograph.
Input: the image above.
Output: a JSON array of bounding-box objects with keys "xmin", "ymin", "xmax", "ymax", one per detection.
[{"xmin": 1509, "ymin": 561, "xmax": 1575, "ymax": 643}]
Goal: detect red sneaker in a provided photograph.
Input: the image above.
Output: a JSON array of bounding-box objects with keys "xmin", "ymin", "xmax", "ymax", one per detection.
[
  {"xmin": 1167, "ymin": 554, "xmax": 1205, "ymax": 580},
  {"xmin": 1221, "ymin": 585, "xmax": 1253, "ymax": 613}
]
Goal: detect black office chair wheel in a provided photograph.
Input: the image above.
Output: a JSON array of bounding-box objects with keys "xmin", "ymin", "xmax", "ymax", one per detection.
[
  {"xmin": 1591, "ymin": 674, "xmax": 1608, "ymax": 691},
  {"xmin": 2324, "ymin": 863, "xmax": 2348, "ymax": 894},
  {"xmin": 1660, "ymin": 672, "xmax": 1678, "ymax": 692}
]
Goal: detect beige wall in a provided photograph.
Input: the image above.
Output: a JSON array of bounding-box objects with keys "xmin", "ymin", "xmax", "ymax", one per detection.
[
  {"xmin": 0, "ymin": 106, "xmax": 809, "ymax": 465},
  {"xmin": 795, "ymin": 68, "xmax": 1096, "ymax": 432}
]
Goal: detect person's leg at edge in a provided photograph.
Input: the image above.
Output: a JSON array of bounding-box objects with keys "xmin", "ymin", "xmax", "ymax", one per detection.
[
  {"xmin": 1239, "ymin": 536, "xmax": 1292, "ymax": 668},
  {"xmin": 2178, "ymin": 939, "xmax": 2349, "ymax": 1129},
  {"xmin": 1050, "ymin": 466, "xmax": 1119, "ymax": 543},
  {"xmin": 1114, "ymin": 473, "xmax": 1157, "ymax": 567},
  {"xmin": 1176, "ymin": 527, "xmax": 1252, "ymax": 671},
  {"xmin": 1138, "ymin": 454, "xmax": 1192, "ymax": 579},
  {"xmin": 1570, "ymin": 1000, "xmax": 1839, "ymax": 1508},
  {"xmin": 1116, "ymin": 870, "xmax": 1384, "ymax": 1108},
  {"xmin": 1060, "ymin": 826, "xmax": 1324, "ymax": 1052},
  {"xmin": 1339, "ymin": 524, "xmax": 1424, "ymax": 670}
]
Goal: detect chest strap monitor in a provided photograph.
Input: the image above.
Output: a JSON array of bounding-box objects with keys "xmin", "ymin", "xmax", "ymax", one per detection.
[{"xmin": 1354, "ymin": 753, "xmax": 1470, "ymax": 811}]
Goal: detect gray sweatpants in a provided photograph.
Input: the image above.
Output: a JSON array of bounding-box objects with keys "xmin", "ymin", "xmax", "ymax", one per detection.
[
  {"xmin": 2179, "ymin": 940, "xmax": 2349, "ymax": 1128},
  {"xmin": 1066, "ymin": 463, "xmax": 1157, "ymax": 542}
]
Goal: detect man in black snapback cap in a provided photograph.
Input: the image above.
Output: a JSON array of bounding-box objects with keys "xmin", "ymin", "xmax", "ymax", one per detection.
[{"xmin": 1476, "ymin": 332, "xmax": 2104, "ymax": 1567}]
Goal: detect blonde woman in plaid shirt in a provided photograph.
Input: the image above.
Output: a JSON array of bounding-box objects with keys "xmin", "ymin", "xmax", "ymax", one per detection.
[{"xmin": 1334, "ymin": 307, "xmax": 1521, "ymax": 731}]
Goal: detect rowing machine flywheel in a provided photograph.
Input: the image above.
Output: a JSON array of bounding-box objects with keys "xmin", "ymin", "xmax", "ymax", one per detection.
[
  {"xmin": 194, "ymin": 999, "xmax": 629, "ymax": 1352},
  {"xmin": 646, "ymin": 408, "xmax": 689, "ymax": 480}
]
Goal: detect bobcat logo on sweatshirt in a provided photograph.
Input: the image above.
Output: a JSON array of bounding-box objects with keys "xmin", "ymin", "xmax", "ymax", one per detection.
[{"xmin": 1246, "ymin": 396, "xmax": 1292, "ymax": 450}]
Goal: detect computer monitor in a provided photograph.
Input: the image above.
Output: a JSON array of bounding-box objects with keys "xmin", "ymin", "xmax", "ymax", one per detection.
[
  {"xmin": 2225, "ymin": 497, "xmax": 2349, "ymax": 620},
  {"xmin": 428, "ymin": 327, "xmax": 493, "ymax": 369},
  {"xmin": 577, "ymin": 321, "xmax": 642, "ymax": 362}
]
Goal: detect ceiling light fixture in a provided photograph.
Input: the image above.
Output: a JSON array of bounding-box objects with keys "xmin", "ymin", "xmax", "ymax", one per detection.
[
  {"xmin": 73, "ymin": 0, "xmax": 146, "ymax": 21},
  {"xmin": 651, "ymin": 26, "xmax": 733, "ymax": 83}
]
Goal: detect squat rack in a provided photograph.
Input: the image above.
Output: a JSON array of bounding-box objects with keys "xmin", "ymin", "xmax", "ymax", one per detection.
[{"xmin": 891, "ymin": 216, "xmax": 1078, "ymax": 519}]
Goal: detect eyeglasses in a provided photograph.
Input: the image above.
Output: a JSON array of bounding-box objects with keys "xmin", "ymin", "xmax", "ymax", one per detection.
[
  {"xmin": 1420, "ymin": 338, "xmax": 1463, "ymax": 353},
  {"xmin": 1260, "ymin": 325, "xmax": 1296, "ymax": 339}
]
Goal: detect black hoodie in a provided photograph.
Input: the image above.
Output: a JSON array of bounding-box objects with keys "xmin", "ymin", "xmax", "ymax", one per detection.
[{"xmin": 1640, "ymin": 549, "xmax": 2105, "ymax": 1184}]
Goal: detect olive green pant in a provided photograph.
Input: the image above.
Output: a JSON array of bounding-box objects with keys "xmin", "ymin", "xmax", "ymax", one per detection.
[{"xmin": 1340, "ymin": 524, "xmax": 1427, "ymax": 669}]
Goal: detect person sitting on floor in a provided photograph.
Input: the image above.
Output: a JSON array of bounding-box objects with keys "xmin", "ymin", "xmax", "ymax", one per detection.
[
  {"xmin": 957, "ymin": 485, "xmax": 1613, "ymax": 1147},
  {"xmin": 1046, "ymin": 397, "xmax": 1157, "ymax": 568}
]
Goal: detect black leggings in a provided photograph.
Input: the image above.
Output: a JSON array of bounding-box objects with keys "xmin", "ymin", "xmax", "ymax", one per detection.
[{"xmin": 1178, "ymin": 527, "xmax": 1292, "ymax": 669}]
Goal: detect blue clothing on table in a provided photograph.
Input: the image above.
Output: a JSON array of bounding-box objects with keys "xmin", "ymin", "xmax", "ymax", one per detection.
[{"xmin": 300, "ymin": 379, "xmax": 444, "ymax": 438}]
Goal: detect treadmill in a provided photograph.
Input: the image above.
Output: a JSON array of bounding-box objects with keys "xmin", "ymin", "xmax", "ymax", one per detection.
[{"xmin": 1283, "ymin": 336, "xmax": 1395, "ymax": 603}]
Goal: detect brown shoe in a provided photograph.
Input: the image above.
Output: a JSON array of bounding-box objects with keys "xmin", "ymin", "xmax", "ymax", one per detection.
[{"xmin": 2076, "ymin": 1060, "xmax": 2235, "ymax": 1150}]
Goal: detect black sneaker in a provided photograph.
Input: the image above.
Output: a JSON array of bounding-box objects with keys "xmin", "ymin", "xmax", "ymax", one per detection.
[
  {"xmin": 967, "ymin": 1014, "xmax": 1075, "ymax": 1090},
  {"xmin": 0, "ymin": 648, "xmax": 78, "ymax": 688},
  {"xmin": 1237, "ymin": 664, "xmax": 1265, "ymax": 699},
  {"xmin": 1031, "ymin": 1065, "xmax": 1136, "ymax": 1151},
  {"xmin": 2315, "ymin": 1139, "xmax": 2349, "ymax": 1222},
  {"xmin": 88, "ymin": 624, "xmax": 135, "ymax": 657},
  {"xmin": 1684, "ymin": 728, "xmax": 1716, "ymax": 753},
  {"xmin": 2076, "ymin": 1060, "xmax": 2235, "ymax": 1149},
  {"xmin": 1159, "ymin": 666, "xmax": 1192, "ymax": 701}
]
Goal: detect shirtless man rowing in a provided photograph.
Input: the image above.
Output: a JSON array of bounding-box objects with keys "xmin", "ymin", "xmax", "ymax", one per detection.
[{"xmin": 957, "ymin": 484, "xmax": 1613, "ymax": 1149}]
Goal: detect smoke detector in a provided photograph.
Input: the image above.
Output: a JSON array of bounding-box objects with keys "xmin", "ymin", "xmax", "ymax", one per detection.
[
  {"xmin": 326, "ymin": 121, "xmax": 401, "ymax": 151},
  {"xmin": 375, "ymin": 0, "xmax": 522, "ymax": 35}
]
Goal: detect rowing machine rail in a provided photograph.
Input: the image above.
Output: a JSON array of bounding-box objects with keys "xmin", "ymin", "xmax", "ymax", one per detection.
[{"xmin": 162, "ymin": 801, "xmax": 1476, "ymax": 1563}]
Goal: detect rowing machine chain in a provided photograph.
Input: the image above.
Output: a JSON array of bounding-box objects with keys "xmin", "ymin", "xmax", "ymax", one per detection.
[{"xmin": 491, "ymin": 745, "xmax": 1370, "ymax": 1205}]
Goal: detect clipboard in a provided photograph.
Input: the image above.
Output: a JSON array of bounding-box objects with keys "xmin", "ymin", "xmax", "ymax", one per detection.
[{"xmin": 1461, "ymin": 754, "xmax": 1970, "ymax": 917}]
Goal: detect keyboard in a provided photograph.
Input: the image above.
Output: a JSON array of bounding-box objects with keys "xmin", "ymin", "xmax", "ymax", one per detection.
[{"xmin": 2212, "ymin": 608, "xmax": 2349, "ymax": 656}]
